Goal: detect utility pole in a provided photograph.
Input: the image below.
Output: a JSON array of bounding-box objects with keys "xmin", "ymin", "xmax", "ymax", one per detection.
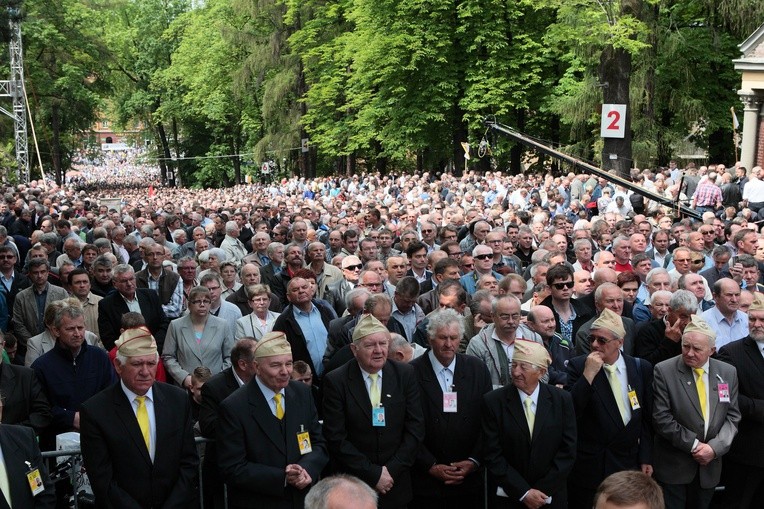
[{"xmin": 0, "ymin": 6, "xmax": 29, "ymax": 183}]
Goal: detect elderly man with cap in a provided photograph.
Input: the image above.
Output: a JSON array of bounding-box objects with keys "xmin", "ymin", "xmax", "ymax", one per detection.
[
  {"xmin": 564, "ymin": 309, "xmax": 654, "ymax": 508},
  {"xmin": 652, "ymin": 315, "xmax": 740, "ymax": 509},
  {"xmin": 481, "ymin": 340, "xmax": 577, "ymax": 509},
  {"xmin": 322, "ymin": 314, "xmax": 425, "ymax": 509},
  {"xmin": 715, "ymin": 293, "xmax": 764, "ymax": 508},
  {"xmin": 80, "ymin": 326, "xmax": 199, "ymax": 508},
  {"xmin": 217, "ymin": 331, "xmax": 328, "ymax": 509}
]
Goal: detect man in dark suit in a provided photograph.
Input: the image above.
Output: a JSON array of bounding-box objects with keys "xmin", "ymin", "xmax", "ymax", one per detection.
[
  {"xmin": 217, "ymin": 332, "xmax": 329, "ymax": 509},
  {"xmin": 0, "ymin": 333, "xmax": 51, "ymax": 434},
  {"xmin": 97, "ymin": 264, "xmax": 169, "ymax": 351},
  {"xmin": 0, "ymin": 423, "xmax": 56, "ymax": 508},
  {"xmin": 198, "ymin": 338, "xmax": 258, "ymax": 509},
  {"xmin": 715, "ymin": 293, "xmax": 764, "ymax": 508},
  {"xmin": 410, "ymin": 308, "xmax": 492, "ymax": 509},
  {"xmin": 322, "ymin": 314, "xmax": 425, "ymax": 509},
  {"xmin": 80, "ymin": 326, "xmax": 199, "ymax": 508},
  {"xmin": 565, "ymin": 308, "xmax": 654, "ymax": 507},
  {"xmin": 481, "ymin": 340, "xmax": 577, "ymax": 509},
  {"xmin": 652, "ymin": 315, "xmax": 740, "ymax": 509}
]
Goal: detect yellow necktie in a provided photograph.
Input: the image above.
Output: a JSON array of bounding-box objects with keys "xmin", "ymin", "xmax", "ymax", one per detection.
[
  {"xmin": 694, "ymin": 368, "xmax": 707, "ymax": 421},
  {"xmin": 136, "ymin": 396, "xmax": 150, "ymax": 451},
  {"xmin": 369, "ymin": 373, "xmax": 381, "ymax": 408},
  {"xmin": 274, "ymin": 393, "xmax": 285, "ymax": 420},
  {"xmin": 523, "ymin": 397, "xmax": 535, "ymax": 435},
  {"xmin": 604, "ymin": 364, "xmax": 628, "ymax": 424}
]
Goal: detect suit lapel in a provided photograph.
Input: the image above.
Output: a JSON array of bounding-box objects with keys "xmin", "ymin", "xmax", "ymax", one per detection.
[
  {"xmin": 707, "ymin": 360, "xmax": 726, "ymax": 425},
  {"xmin": 0, "ymin": 430, "xmax": 19, "ymax": 509},
  {"xmin": 347, "ymin": 362, "xmax": 373, "ymax": 421},
  {"xmin": 249, "ymin": 381, "xmax": 286, "ymax": 454},
  {"xmin": 593, "ymin": 370, "xmax": 624, "ymax": 427},
  {"xmin": 505, "ymin": 388, "xmax": 532, "ymax": 441},
  {"xmin": 420, "ymin": 358, "xmax": 446, "ymax": 415},
  {"xmin": 677, "ymin": 360, "xmax": 704, "ymax": 420},
  {"xmin": 181, "ymin": 319, "xmax": 204, "ymax": 363},
  {"xmin": 531, "ymin": 385, "xmax": 551, "ymax": 443},
  {"xmin": 380, "ymin": 362, "xmax": 398, "ymax": 409},
  {"xmin": 112, "ymin": 385, "xmax": 153, "ymax": 466},
  {"xmin": 743, "ymin": 337, "xmax": 764, "ymax": 373}
]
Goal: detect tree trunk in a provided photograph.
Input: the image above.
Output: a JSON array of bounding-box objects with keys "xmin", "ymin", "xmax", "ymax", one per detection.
[
  {"xmin": 156, "ymin": 122, "xmax": 171, "ymax": 185},
  {"xmin": 599, "ymin": 45, "xmax": 633, "ymax": 178},
  {"xmin": 51, "ymin": 101, "xmax": 62, "ymax": 186}
]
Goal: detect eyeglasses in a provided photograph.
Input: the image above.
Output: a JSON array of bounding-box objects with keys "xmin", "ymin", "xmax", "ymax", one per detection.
[
  {"xmin": 361, "ymin": 282, "xmax": 382, "ymax": 287},
  {"xmin": 673, "ymin": 258, "xmax": 691, "ymax": 263},
  {"xmin": 692, "ymin": 259, "xmax": 704, "ymax": 265},
  {"xmin": 190, "ymin": 299, "xmax": 211, "ymax": 305},
  {"xmin": 552, "ymin": 281, "xmax": 575, "ymax": 290},
  {"xmin": 0, "ymin": 255, "xmax": 14, "ymax": 259},
  {"xmin": 474, "ymin": 254, "xmax": 493, "ymax": 261},
  {"xmin": 589, "ymin": 334, "xmax": 618, "ymax": 345},
  {"xmin": 462, "ymin": 263, "xmax": 474, "ymax": 269},
  {"xmin": 700, "ymin": 230, "xmax": 715, "ymax": 235},
  {"xmin": 421, "ymin": 229, "xmax": 434, "ymax": 234},
  {"xmin": 344, "ymin": 264, "xmax": 363, "ymax": 271}
]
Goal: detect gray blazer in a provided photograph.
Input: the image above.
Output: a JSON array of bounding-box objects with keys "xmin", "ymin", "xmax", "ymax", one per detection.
[
  {"xmin": 162, "ymin": 314, "xmax": 234, "ymax": 385},
  {"xmin": 652, "ymin": 355, "xmax": 741, "ymax": 488},
  {"xmin": 234, "ymin": 310, "xmax": 280, "ymax": 340},
  {"xmin": 12, "ymin": 284, "xmax": 69, "ymax": 344}
]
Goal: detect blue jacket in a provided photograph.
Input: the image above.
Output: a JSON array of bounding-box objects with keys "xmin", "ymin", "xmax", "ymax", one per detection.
[{"xmin": 32, "ymin": 341, "xmax": 116, "ymax": 434}]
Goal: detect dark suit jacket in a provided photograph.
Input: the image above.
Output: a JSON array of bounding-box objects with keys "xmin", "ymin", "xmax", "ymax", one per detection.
[
  {"xmin": 481, "ymin": 383, "xmax": 577, "ymax": 508},
  {"xmin": 0, "ymin": 362, "xmax": 51, "ymax": 434},
  {"xmin": 198, "ymin": 367, "xmax": 241, "ymax": 496},
  {"xmin": 324, "ymin": 279, "xmax": 354, "ymax": 317},
  {"xmin": 652, "ymin": 356, "xmax": 741, "ymax": 488},
  {"xmin": 575, "ymin": 292, "xmax": 634, "ymax": 320},
  {"xmin": 0, "ymin": 424, "xmax": 55, "ymax": 508},
  {"xmin": 98, "ymin": 289, "xmax": 170, "ymax": 351},
  {"xmin": 322, "ymin": 359, "xmax": 425, "ymax": 509},
  {"xmin": 80, "ymin": 382, "xmax": 199, "ymax": 509},
  {"xmin": 217, "ymin": 379, "xmax": 328, "ymax": 509},
  {"xmin": 272, "ymin": 304, "xmax": 334, "ymax": 379},
  {"xmin": 323, "ymin": 315, "xmax": 357, "ymax": 368},
  {"xmin": 1, "ymin": 270, "xmax": 30, "ymax": 321},
  {"xmin": 565, "ymin": 354, "xmax": 653, "ymax": 489},
  {"xmin": 411, "ymin": 353, "xmax": 492, "ymax": 500},
  {"xmin": 634, "ymin": 319, "xmax": 681, "ymax": 365},
  {"xmin": 540, "ymin": 295, "xmax": 594, "ymax": 347},
  {"xmin": 717, "ymin": 336, "xmax": 764, "ymax": 467}
]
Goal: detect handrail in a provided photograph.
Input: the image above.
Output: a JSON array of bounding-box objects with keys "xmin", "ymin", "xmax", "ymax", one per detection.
[{"xmin": 483, "ymin": 119, "xmax": 703, "ymax": 220}]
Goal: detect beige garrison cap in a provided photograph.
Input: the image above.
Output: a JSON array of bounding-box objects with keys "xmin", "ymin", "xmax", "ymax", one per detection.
[
  {"xmin": 254, "ymin": 331, "xmax": 292, "ymax": 358},
  {"xmin": 115, "ymin": 326, "xmax": 158, "ymax": 357},
  {"xmin": 513, "ymin": 340, "xmax": 552, "ymax": 369},
  {"xmin": 352, "ymin": 314, "xmax": 389, "ymax": 343},
  {"xmin": 590, "ymin": 308, "xmax": 626, "ymax": 340}
]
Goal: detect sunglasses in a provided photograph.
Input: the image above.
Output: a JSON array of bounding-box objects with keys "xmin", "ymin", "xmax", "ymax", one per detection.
[
  {"xmin": 344, "ymin": 264, "xmax": 363, "ymax": 271},
  {"xmin": 474, "ymin": 254, "xmax": 493, "ymax": 261},
  {"xmin": 589, "ymin": 334, "xmax": 618, "ymax": 345},
  {"xmin": 552, "ymin": 281, "xmax": 575, "ymax": 290}
]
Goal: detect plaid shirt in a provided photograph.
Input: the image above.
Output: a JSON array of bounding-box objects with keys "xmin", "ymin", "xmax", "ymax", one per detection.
[{"xmin": 693, "ymin": 182, "xmax": 722, "ymax": 207}]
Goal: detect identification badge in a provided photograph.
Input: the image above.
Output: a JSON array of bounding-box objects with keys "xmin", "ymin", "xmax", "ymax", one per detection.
[
  {"xmin": 628, "ymin": 389, "xmax": 640, "ymax": 410},
  {"xmin": 718, "ymin": 383, "xmax": 730, "ymax": 403},
  {"xmin": 27, "ymin": 467, "xmax": 45, "ymax": 496},
  {"xmin": 297, "ymin": 429, "xmax": 312, "ymax": 455},
  {"xmin": 372, "ymin": 406, "xmax": 386, "ymax": 427},
  {"xmin": 443, "ymin": 392, "xmax": 458, "ymax": 413}
]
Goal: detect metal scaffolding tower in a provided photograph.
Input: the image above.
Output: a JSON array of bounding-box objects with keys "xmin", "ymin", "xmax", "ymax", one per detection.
[{"xmin": 0, "ymin": 9, "xmax": 29, "ymax": 182}]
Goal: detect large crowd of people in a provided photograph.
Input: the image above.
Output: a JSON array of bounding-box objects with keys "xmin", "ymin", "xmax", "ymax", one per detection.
[{"xmin": 3, "ymin": 148, "xmax": 764, "ymax": 509}]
